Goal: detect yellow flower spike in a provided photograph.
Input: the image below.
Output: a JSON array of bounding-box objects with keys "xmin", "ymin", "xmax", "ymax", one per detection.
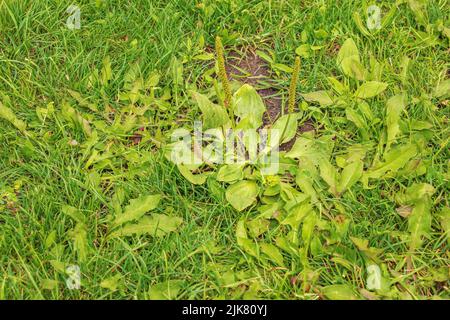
[
  {"xmin": 215, "ymin": 36, "xmax": 232, "ymax": 109},
  {"xmin": 288, "ymin": 56, "xmax": 301, "ymax": 113}
]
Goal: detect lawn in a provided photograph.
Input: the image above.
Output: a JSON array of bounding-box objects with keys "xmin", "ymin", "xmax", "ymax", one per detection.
[{"xmin": 0, "ymin": 0, "xmax": 448, "ymax": 300}]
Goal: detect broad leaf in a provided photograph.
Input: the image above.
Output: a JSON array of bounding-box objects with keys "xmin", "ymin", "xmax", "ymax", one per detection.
[
  {"xmin": 148, "ymin": 280, "xmax": 183, "ymax": 300},
  {"xmin": 337, "ymin": 38, "xmax": 367, "ymax": 80},
  {"xmin": 272, "ymin": 113, "xmax": 301, "ymax": 144},
  {"xmin": 226, "ymin": 180, "xmax": 259, "ymax": 211},
  {"xmin": 0, "ymin": 101, "xmax": 27, "ymax": 132},
  {"xmin": 191, "ymin": 91, "xmax": 230, "ymax": 130},
  {"xmin": 319, "ymin": 159, "xmax": 339, "ymax": 195},
  {"xmin": 216, "ymin": 164, "xmax": 244, "ymax": 182},
  {"xmin": 354, "ymin": 81, "xmax": 388, "ymax": 99},
  {"xmin": 301, "ymin": 91, "xmax": 333, "ymax": 106},
  {"xmin": 177, "ymin": 164, "xmax": 208, "ymax": 185},
  {"xmin": 408, "ymin": 198, "xmax": 432, "ymax": 250},
  {"xmin": 260, "ymin": 243, "xmax": 285, "ymax": 266},
  {"xmin": 362, "ymin": 144, "xmax": 417, "ymax": 186},
  {"xmin": 110, "ymin": 214, "xmax": 182, "ymax": 238},
  {"xmin": 69, "ymin": 223, "xmax": 89, "ymax": 263},
  {"xmin": 433, "ymin": 79, "xmax": 450, "ymax": 98},
  {"xmin": 233, "ymin": 84, "xmax": 266, "ymax": 129},
  {"xmin": 322, "ymin": 284, "xmax": 360, "ymax": 300},
  {"xmin": 386, "ymin": 94, "xmax": 407, "ymax": 150},
  {"xmin": 113, "ymin": 194, "xmax": 161, "ymax": 226},
  {"xmin": 337, "ymin": 160, "xmax": 363, "ymax": 194}
]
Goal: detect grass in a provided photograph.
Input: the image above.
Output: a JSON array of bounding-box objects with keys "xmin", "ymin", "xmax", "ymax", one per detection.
[{"xmin": 0, "ymin": 0, "xmax": 449, "ymax": 299}]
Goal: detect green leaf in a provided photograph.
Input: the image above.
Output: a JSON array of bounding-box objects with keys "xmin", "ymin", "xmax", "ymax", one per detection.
[
  {"xmin": 407, "ymin": 0, "xmax": 428, "ymax": 27},
  {"xmin": 285, "ymin": 134, "xmax": 334, "ymax": 165},
  {"xmin": 100, "ymin": 56, "xmax": 112, "ymax": 85},
  {"xmin": 61, "ymin": 102, "xmax": 92, "ymax": 137},
  {"xmin": 67, "ymin": 89, "xmax": 98, "ymax": 112},
  {"xmin": 337, "ymin": 38, "xmax": 367, "ymax": 80},
  {"xmin": 110, "ymin": 214, "xmax": 182, "ymax": 238},
  {"xmin": 301, "ymin": 91, "xmax": 333, "ymax": 106},
  {"xmin": 337, "ymin": 160, "xmax": 363, "ymax": 194},
  {"xmin": 327, "ymin": 77, "xmax": 348, "ymax": 95},
  {"xmin": 272, "ymin": 63, "xmax": 293, "ymax": 73},
  {"xmin": 354, "ymin": 81, "xmax": 388, "ymax": 99},
  {"xmin": 260, "ymin": 243, "xmax": 285, "ymax": 267},
  {"xmin": 226, "ymin": 180, "xmax": 259, "ymax": 211},
  {"xmin": 41, "ymin": 279, "xmax": 59, "ymax": 290},
  {"xmin": 408, "ymin": 198, "xmax": 432, "ymax": 251},
  {"xmin": 100, "ymin": 274, "xmax": 123, "ymax": 292},
  {"xmin": 255, "ymin": 50, "xmax": 274, "ymax": 64},
  {"xmin": 62, "ymin": 205, "xmax": 86, "ymax": 224},
  {"xmin": 322, "ymin": 284, "xmax": 360, "ymax": 300},
  {"xmin": 433, "ymin": 79, "xmax": 450, "ymax": 98},
  {"xmin": 319, "ymin": 159, "xmax": 339, "ymax": 195},
  {"xmin": 295, "ymin": 44, "xmax": 311, "ymax": 58},
  {"xmin": 438, "ymin": 207, "xmax": 450, "ymax": 246},
  {"xmin": 112, "ymin": 194, "xmax": 161, "ymax": 226},
  {"xmin": 177, "ymin": 164, "xmax": 208, "ymax": 185},
  {"xmin": 0, "ymin": 101, "xmax": 27, "ymax": 132},
  {"xmin": 272, "ymin": 113, "xmax": 301, "ymax": 144},
  {"xmin": 396, "ymin": 183, "xmax": 435, "ymax": 204},
  {"xmin": 236, "ymin": 219, "xmax": 259, "ymax": 258},
  {"xmin": 362, "ymin": 144, "xmax": 417, "ymax": 186},
  {"xmin": 191, "ymin": 91, "xmax": 230, "ymax": 130},
  {"xmin": 352, "ymin": 11, "xmax": 372, "ymax": 38},
  {"xmin": 233, "ymin": 84, "xmax": 266, "ymax": 129},
  {"xmin": 69, "ymin": 223, "xmax": 89, "ymax": 263},
  {"xmin": 346, "ymin": 108, "xmax": 366, "ymax": 129},
  {"xmin": 148, "ymin": 280, "xmax": 183, "ymax": 300},
  {"xmin": 386, "ymin": 94, "xmax": 407, "ymax": 150},
  {"xmin": 216, "ymin": 164, "xmax": 244, "ymax": 182}
]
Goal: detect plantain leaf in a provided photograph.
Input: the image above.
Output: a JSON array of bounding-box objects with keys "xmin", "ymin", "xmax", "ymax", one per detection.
[
  {"xmin": 226, "ymin": 180, "xmax": 259, "ymax": 211},
  {"xmin": 337, "ymin": 38, "xmax": 367, "ymax": 80},
  {"xmin": 408, "ymin": 198, "xmax": 432, "ymax": 251},
  {"xmin": 216, "ymin": 164, "xmax": 244, "ymax": 182},
  {"xmin": 233, "ymin": 84, "xmax": 266, "ymax": 129},
  {"xmin": 148, "ymin": 280, "xmax": 183, "ymax": 300},
  {"xmin": 191, "ymin": 91, "xmax": 230, "ymax": 130},
  {"xmin": 322, "ymin": 284, "xmax": 360, "ymax": 300},
  {"xmin": 100, "ymin": 274, "xmax": 123, "ymax": 292},
  {"xmin": 433, "ymin": 79, "xmax": 450, "ymax": 98},
  {"xmin": 337, "ymin": 160, "xmax": 363, "ymax": 194},
  {"xmin": 362, "ymin": 144, "xmax": 417, "ymax": 186},
  {"xmin": 62, "ymin": 205, "xmax": 86, "ymax": 224},
  {"xmin": 438, "ymin": 207, "xmax": 450, "ymax": 246},
  {"xmin": 260, "ymin": 243, "xmax": 285, "ymax": 267},
  {"xmin": 113, "ymin": 194, "xmax": 161, "ymax": 226},
  {"xmin": 69, "ymin": 223, "xmax": 89, "ymax": 263},
  {"xmin": 354, "ymin": 81, "xmax": 388, "ymax": 99},
  {"xmin": 386, "ymin": 94, "xmax": 407, "ymax": 150},
  {"xmin": 301, "ymin": 91, "xmax": 333, "ymax": 106},
  {"xmin": 319, "ymin": 159, "xmax": 339, "ymax": 195},
  {"xmin": 272, "ymin": 113, "xmax": 301, "ymax": 144},
  {"xmin": 110, "ymin": 214, "xmax": 182, "ymax": 238},
  {"xmin": 236, "ymin": 219, "xmax": 259, "ymax": 258},
  {"xmin": 0, "ymin": 101, "xmax": 27, "ymax": 132},
  {"xmin": 177, "ymin": 164, "xmax": 209, "ymax": 185}
]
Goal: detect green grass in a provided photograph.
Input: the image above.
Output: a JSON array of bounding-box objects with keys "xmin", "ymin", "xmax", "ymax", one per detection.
[{"xmin": 0, "ymin": 0, "xmax": 449, "ymax": 299}]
